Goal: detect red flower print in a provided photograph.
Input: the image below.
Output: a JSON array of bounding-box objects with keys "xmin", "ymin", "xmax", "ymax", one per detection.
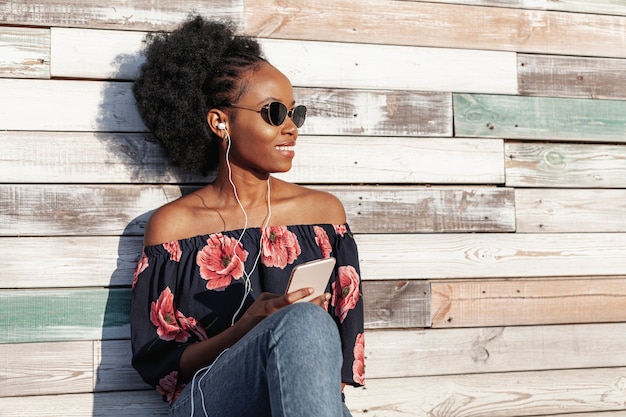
[
  {"xmin": 331, "ymin": 265, "xmax": 361, "ymax": 323},
  {"xmin": 197, "ymin": 233, "xmax": 248, "ymax": 291},
  {"xmin": 352, "ymin": 333, "xmax": 365, "ymax": 385},
  {"xmin": 261, "ymin": 226, "xmax": 301, "ymax": 268},
  {"xmin": 163, "ymin": 240, "xmax": 182, "ymax": 262},
  {"xmin": 157, "ymin": 371, "xmax": 185, "ymax": 405},
  {"xmin": 333, "ymin": 224, "xmax": 347, "ymax": 237},
  {"xmin": 314, "ymin": 226, "xmax": 332, "ymax": 259},
  {"xmin": 132, "ymin": 248, "xmax": 149, "ymax": 289},
  {"xmin": 150, "ymin": 287, "xmax": 205, "ymax": 342}
]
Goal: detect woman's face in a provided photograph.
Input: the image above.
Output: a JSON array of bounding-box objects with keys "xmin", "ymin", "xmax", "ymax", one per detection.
[{"xmin": 225, "ymin": 62, "xmax": 300, "ymax": 177}]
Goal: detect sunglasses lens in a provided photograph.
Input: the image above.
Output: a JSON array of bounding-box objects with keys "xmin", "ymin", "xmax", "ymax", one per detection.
[
  {"xmin": 267, "ymin": 102, "xmax": 288, "ymax": 126},
  {"xmin": 291, "ymin": 105, "xmax": 307, "ymax": 128}
]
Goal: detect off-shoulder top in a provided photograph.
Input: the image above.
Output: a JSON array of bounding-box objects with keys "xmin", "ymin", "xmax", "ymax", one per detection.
[{"xmin": 130, "ymin": 223, "xmax": 365, "ymax": 404}]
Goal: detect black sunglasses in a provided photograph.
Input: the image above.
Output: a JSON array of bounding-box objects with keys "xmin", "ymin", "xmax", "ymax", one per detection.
[{"xmin": 229, "ymin": 102, "xmax": 307, "ymax": 128}]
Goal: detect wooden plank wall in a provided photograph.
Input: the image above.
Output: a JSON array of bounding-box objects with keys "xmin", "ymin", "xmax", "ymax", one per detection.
[{"xmin": 2, "ymin": 1, "xmax": 626, "ymax": 416}]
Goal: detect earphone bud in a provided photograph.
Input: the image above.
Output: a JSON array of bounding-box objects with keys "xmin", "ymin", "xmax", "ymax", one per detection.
[{"xmin": 217, "ymin": 122, "xmax": 226, "ymax": 130}]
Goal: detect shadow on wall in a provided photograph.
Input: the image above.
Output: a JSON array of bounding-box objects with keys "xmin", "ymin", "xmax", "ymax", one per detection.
[{"xmin": 92, "ymin": 50, "xmax": 207, "ymax": 416}]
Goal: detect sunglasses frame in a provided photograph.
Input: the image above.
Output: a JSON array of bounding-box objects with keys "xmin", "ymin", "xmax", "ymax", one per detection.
[{"xmin": 228, "ymin": 102, "xmax": 307, "ymax": 128}]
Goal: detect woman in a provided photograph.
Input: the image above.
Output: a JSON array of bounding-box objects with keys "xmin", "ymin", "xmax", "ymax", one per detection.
[{"xmin": 130, "ymin": 16, "xmax": 364, "ymax": 417}]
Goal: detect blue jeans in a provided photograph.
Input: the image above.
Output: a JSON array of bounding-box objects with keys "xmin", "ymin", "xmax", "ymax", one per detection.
[{"xmin": 169, "ymin": 302, "xmax": 352, "ymax": 417}]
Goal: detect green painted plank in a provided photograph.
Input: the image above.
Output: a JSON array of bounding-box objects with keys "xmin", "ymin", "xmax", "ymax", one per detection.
[
  {"xmin": 454, "ymin": 94, "xmax": 626, "ymax": 142},
  {"xmin": 0, "ymin": 288, "xmax": 130, "ymax": 344},
  {"xmin": 0, "ymin": 281, "xmax": 425, "ymax": 343}
]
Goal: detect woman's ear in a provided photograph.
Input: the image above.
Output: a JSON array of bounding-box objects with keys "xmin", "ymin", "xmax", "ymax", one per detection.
[{"xmin": 207, "ymin": 109, "xmax": 228, "ymax": 137}]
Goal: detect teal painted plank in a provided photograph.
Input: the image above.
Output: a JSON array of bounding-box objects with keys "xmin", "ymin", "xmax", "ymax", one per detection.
[
  {"xmin": 454, "ymin": 94, "xmax": 626, "ymax": 142},
  {"xmin": 0, "ymin": 288, "xmax": 130, "ymax": 344}
]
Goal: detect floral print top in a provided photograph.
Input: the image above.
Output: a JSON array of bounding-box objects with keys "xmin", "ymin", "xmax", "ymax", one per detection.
[{"xmin": 130, "ymin": 223, "xmax": 365, "ymax": 404}]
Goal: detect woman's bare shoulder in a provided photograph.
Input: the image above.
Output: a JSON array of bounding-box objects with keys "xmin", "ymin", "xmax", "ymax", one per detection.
[
  {"xmin": 143, "ymin": 200, "xmax": 190, "ymax": 246},
  {"xmin": 277, "ymin": 180, "xmax": 347, "ymax": 225}
]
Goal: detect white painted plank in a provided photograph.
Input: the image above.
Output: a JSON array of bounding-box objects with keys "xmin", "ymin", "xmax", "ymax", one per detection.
[
  {"xmin": 0, "ymin": 79, "xmax": 451, "ymax": 136},
  {"xmin": 7, "ymin": 321, "xmax": 624, "ymax": 397},
  {"xmin": 515, "ymin": 189, "xmax": 626, "ymax": 232},
  {"xmin": 3, "ymin": 233, "xmax": 626, "ymax": 288},
  {"xmin": 0, "ymin": 131, "xmax": 200, "ymax": 183},
  {"xmin": 0, "ymin": 236, "xmax": 143, "ymax": 288},
  {"xmin": 1, "ymin": 132, "xmax": 503, "ymax": 184},
  {"xmin": 400, "ymin": 0, "xmax": 626, "ymax": 16},
  {"xmin": 0, "ymin": 184, "xmax": 515, "ymax": 236},
  {"xmin": 365, "ymin": 322, "xmax": 626, "ymax": 379},
  {"xmin": 355, "ymin": 232, "xmax": 626, "ymax": 280},
  {"xmin": 50, "ymin": 28, "xmax": 517, "ymax": 93},
  {"xmin": 0, "ymin": 391, "xmax": 169, "ymax": 417},
  {"xmin": 0, "ymin": 0, "xmax": 243, "ymax": 31},
  {"xmin": 505, "ymin": 141, "xmax": 626, "ymax": 188},
  {"xmin": 51, "ymin": 28, "xmax": 145, "ymax": 80},
  {"xmin": 0, "ymin": 341, "xmax": 93, "ymax": 398},
  {"xmin": 277, "ymin": 137, "xmax": 504, "ymax": 184},
  {"xmin": 0, "ymin": 79, "xmax": 145, "ymax": 132},
  {"xmin": 345, "ymin": 367, "xmax": 626, "ymax": 416},
  {"xmin": 0, "ymin": 26, "xmax": 49, "ymax": 78}
]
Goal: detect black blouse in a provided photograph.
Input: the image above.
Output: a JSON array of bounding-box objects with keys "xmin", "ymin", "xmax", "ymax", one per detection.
[{"xmin": 130, "ymin": 223, "xmax": 365, "ymax": 404}]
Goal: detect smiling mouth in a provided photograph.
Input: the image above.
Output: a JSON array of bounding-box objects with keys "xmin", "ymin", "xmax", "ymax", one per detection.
[{"xmin": 276, "ymin": 145, "xmax": 295, "ymax": 152}]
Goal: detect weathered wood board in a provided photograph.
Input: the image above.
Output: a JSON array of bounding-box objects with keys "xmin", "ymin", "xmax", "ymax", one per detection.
[
  {"xmin": 0, "ymin": 184, "xmax": 513, "ymax": 236},
  {"xmin": 50, "ymin": 27, "xmax": 517, "ymax": 93},
  {"xmin": 505, "ymin": 141, "xmax": 626, "ymax": 188},
  {"xmin": 518, "ymin": 54, "xmax": 626, "ymax": 100},
  {"xmin": 455, "ymin": 93, "xmax": 626, "ymax": 142},
  {"xmin": 431, "ymin": 278, "xmax": 626, "ymax": 327},
  {"xmin": 401, "ymin": 0, "xmax": 626, "ymax": 16},
  {"xmin": 1, "ymin": 134, "xmax": 504, "ymax": 184},
  {"xmin": 245, "ymin": 0, "xmax": 626, "ymax": 58},
  {"xmin": 0, "ymin": 26, "xmax": 49, "ymax": 78},
  {"xmin": 0, "ymin": 280, "xmax": 429, "ymax": 343},
  {"xmin": 4, "ymin": 233, "xmax": 626, "ymax": 288},
  {"xmin": 347, "ymin": 367, "xmax": 626, "ymax": 416},
  {"xmin": 515, "ymin": 188, "xmax": 626, "ymax": 232},
  {"xmin": 0, "ymin": 0, "xmax": 243, "ymax": 30},
  {"xmin": 0, "ymin": 79, "xmax": 453, "ymax": 136},
  {"xmin": 5, "ymin": 322, "xmax": 626, "ymax": 397}
]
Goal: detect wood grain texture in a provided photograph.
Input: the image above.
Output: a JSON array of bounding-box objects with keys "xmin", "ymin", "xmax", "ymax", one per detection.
[
  {"xmin": 518, "ymin": 54, "xmax": 626, "ymax": 100},
  {"xmin": 50, "ymin": 27, "xmax": 517, "ymax": 93},
  {"xmin": 329, "ymin": 186, "xmax": 515, "ymax": 233},
  {"xmin": 0, "ymin": 341, "xmax": 93, "ymax": 397},
  {"xmin": 0, "ymin": 288, "xmax": 131, "ymax": 343},
  {"xmin": 400, "ymin": 0, "xmax": 626, "ymax": 16},
  {"xmin": 505, "ymin": 141, "xmax": 626, "ymax": 188},
  {"xmin": 1, "ymin": 133, "xmax": 505, "ymax": 184},
  {"xmin": 7, "ymin": 322, "xmax": 626, "ymax": 397},
  {"xmin": 431, "ymin": 277, "xmax": 626, "ymax": 328},
  {"xmin": 0, "ymin": 184, "xmax": 513, "ymax": 237},
  {"xmin": 5, "ymin": 233, "xmax": 626, "ymax": 289},
  {"xmin": 364, "ymin": 280, "xmax": 430, "ymax": 329},
  {"xmin": 515, "ymin": 188, "xmax": 626, "ymax": 232},
  {"xmin": 0, "ymin": 391, "xmax": 169, "ymax": 417},
  {"xmin": 346, "ymin": 367, "xmax": 626, "ymax": 416},
  {"xmin": 0, "ymin": 79, "xmax": 451, "ymax": 136},
  {"xmin": 0, "ymin": 236, "xmax": 143, "ymax": 289},
  {"xmin": 455, "ymin": 93, "xmax": 626, "ymax": 142},
  {"xmin": 0, "ymin": 131, "xmax": 202, "ymax": 184},
  {"xmin": 0, "ymin": 26, "xmax": 49, "ymax": 78},
  {"xmin": 0, "ymin": 280, "xmax": 428, "ymax": 343},
  {"xmin": 0, "ymin": 0, "xmax": 243, "ymax": 30},
  {"xmin": 0, "ymin": 79, "xmax": 145, "ymax": 132},
  {"xmin": 355, "ymin": 233, "xmax": 626, "ymax": 280},
  {"xmin": 245, "ymin": 0, "xmax": 626, "ymax": 58},
  {"xmin": 365, "ymin": 322, "xmax": 626, "ymax": 378}
]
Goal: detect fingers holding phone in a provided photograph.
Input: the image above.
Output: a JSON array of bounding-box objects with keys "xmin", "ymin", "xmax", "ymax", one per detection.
[{"xmin": 285, "ymin": 257, "xmax": 336, "ymax": 304}]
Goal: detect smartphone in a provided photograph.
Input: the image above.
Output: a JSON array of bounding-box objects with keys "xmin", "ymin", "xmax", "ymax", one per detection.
[{"xmin": 285, "ymin": 257, "xmax": 336, "ymax": 303}]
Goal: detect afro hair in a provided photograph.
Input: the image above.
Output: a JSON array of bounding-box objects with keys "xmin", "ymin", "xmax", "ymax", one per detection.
[{"xmin": 133, "ymin": 16, "xmax": 266, "ymax": 175}]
